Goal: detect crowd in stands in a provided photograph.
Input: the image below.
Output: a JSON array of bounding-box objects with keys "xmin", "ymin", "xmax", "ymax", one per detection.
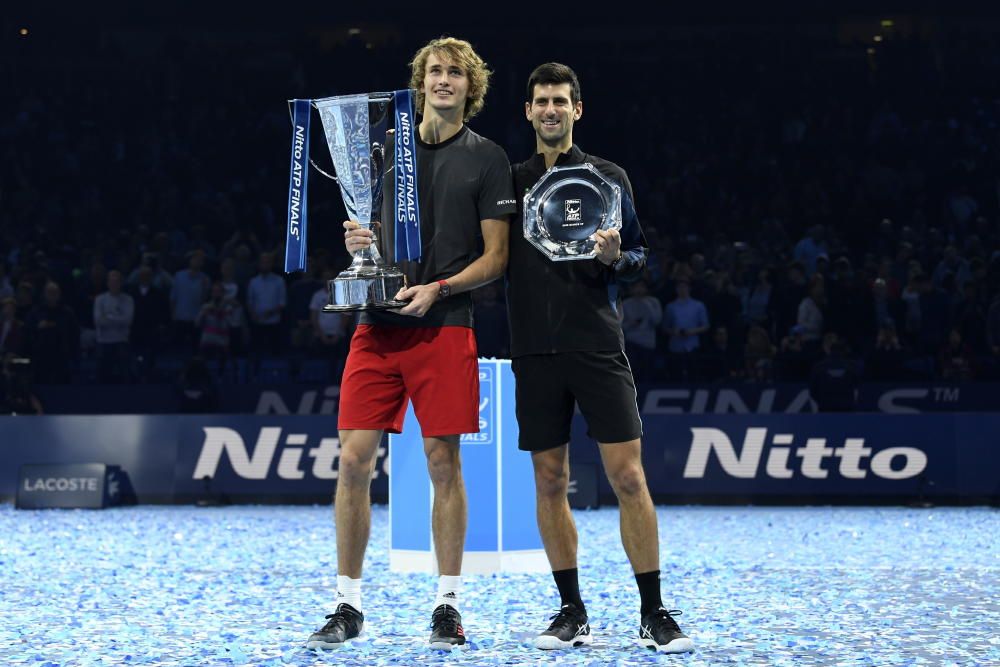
[{"xmin": 2, "ymin": 19, "xmax": 1000, "ymax": 389}]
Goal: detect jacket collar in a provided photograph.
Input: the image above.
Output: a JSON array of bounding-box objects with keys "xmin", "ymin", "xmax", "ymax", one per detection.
[{"xmin": 527, "ymin": 144, "xmax": 586, "ymax": 171}]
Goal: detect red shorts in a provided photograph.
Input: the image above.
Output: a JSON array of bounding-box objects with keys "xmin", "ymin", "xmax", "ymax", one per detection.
[{"xmin": 338, "ymin": 324, "xmax": 480, "ymax": 437}]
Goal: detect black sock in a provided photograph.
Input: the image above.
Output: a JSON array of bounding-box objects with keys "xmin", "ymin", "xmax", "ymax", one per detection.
[
  {"xmin": 552, "ymin": 568, "xmax": 585, "ymax": 611},
  {"xmin": 635, "ymin": 570, "xmax": 663, "ymax": 615}
]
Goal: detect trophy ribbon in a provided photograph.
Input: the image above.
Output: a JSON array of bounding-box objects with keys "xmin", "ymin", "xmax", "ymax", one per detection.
[
  {"xmin": 393, "ymin": 89, "xmax": 421, "ymax": 262},
  {"xmin": 284, "ymin": 98, "xmax": 311, "ymax": 273}
]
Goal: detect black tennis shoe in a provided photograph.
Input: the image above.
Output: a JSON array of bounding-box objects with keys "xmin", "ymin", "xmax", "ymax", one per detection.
[
  {"xmin": 429, "ymin": 603, "xmax": 466, "ymax": 650},
  {"xmin": 534, "ymin": 603, "xmax": 593, "ymax": 650},
  {"xmin": 306, "ymin": 603, "xmax": 364, "ymax": 649},
  {"xmin": 639, "ymin": 608, "xmax": 694, "ymax": 653}
]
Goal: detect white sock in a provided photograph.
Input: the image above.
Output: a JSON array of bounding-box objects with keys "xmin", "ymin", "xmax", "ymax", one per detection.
[
  {"xmin": 337, "ymin": 575, "xmax": 362, "ymax": 614},
  {"xmin": 434, "ymin": 575, "xmax": 462, "ymax": 612}
]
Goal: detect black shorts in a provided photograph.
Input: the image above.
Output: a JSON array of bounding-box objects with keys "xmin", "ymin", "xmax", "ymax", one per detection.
[{"xmin": 512, "ymin": 350, "xmax": 643, "ymax": 452}]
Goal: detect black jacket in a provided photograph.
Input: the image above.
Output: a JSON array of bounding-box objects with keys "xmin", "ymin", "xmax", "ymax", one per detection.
[{"xmin": 507, "ymin": 145, "xmax": 647, "ymax": 357}]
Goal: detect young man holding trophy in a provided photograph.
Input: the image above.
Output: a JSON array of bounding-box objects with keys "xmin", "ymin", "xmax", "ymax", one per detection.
[
  {"xmin": 312, "ymin": 37, "xmax": 515, "ymax": 650},
  {"xmin": 508, "ymin": 63, "xmax": 694, "ymax": 654}
]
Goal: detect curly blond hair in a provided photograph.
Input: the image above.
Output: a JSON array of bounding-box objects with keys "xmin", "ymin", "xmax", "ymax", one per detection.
[{"xmin": 409, "ymin": 37, "xmax": 491, "ymax": 121}]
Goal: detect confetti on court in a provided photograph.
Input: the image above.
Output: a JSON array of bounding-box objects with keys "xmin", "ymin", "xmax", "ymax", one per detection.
[{"xmin": 1, "ymin": 504, "xmax": 997, "ymax": 666}]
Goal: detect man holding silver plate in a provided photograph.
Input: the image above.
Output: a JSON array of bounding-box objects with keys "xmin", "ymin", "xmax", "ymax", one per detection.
[
  {"xmin": 508, "ymin": 63, "xmax": 694, "ymax": 654},
  {"xmin": 306, "ymin": 37, "xmax": 515, "ymax": 650}
]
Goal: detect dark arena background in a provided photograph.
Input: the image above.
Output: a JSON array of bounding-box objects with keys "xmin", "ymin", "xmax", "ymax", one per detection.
[{"xmin": 2, "ymin": 2, "xmax": 998, "ymax": 665}]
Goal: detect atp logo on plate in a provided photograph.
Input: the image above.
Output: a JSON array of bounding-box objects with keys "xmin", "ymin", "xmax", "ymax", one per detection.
[{"xmin": 564, "ymin": 199, "xmax": 582, "ymax": 222}]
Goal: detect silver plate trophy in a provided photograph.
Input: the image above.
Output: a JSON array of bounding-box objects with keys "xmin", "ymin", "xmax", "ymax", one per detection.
[
  {"xmin": 312, "ymin": 92, "xmax": 408, "ymax": 311},
  {"xmin": 523, "ymin": 162, "xmax": 622, "ymax": 261}
]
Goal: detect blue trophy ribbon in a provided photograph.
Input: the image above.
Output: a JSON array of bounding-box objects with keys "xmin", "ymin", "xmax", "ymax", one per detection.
[
  {"xmin": 285, "ymin": 99, "xmax": 311, "ymax": 273},
  {"xmin": 393, "ymin": 89, "xmax": 421, "ymax": 262}
]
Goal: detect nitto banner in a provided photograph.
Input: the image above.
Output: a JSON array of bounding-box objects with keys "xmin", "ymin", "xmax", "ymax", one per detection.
[
  {"xmin": 173, "ymin": 417, "xmax": 388, "ymax": 501},
  {"xmin": 0, "ymin": 414, "xmax": 997, "ymax": 503},
  {"xmin": 568, "ymin": 413, "xmax": 997, "ymax": 500}
]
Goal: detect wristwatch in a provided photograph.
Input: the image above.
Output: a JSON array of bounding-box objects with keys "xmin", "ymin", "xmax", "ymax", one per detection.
[
  {"xmin": 437, "ymin": 279, "xmax": 452, "ymax": 299},
  {"xmin": 610, "ymin": 252, "xmax": 625, "ymax": 271}
]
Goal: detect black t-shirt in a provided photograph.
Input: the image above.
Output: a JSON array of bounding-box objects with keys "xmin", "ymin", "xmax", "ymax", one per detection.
[{"xmin": 361, "ymin": 125, "xmax": 515, "ymax": 328}]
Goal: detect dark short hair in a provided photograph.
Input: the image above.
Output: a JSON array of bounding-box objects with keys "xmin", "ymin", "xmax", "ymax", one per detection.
[{"xmin": 526, "ymin": 62, "xmax": 582, "ymax": 104}]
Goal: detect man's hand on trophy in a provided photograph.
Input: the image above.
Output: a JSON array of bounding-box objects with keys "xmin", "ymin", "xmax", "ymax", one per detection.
[
  {"xmin": 391, "ymin": 284, "xmax": 438, "ymax": 317},
  {"xmin": 593, "ymin": 229, "xmax": 622, "ymax": 266},
  {"xmin": 343, "ymin": 220, "xmax": 377, "ymax": 254}
]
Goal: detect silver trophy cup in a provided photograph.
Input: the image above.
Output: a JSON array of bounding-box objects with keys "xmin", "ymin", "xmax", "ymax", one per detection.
[{"xmin": 311, "ymin": 93, "xmax": 408, "ymax": 311}]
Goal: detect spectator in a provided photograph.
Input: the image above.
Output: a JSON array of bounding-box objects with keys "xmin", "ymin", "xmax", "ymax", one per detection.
[
  {"xmin": 23, "ymin": 282, "xmax": 79, "ymax": 384},
  {"xmin": 952, "ymin": 280, "xmax": 987, "ymax": 355},
  {"xmin": 770, "ymin": 262, "xmax": 808, "ymax": 343},
  {"xmin": 187, "ymin": 225, "xmax": 217, "ymax": 260},
  {"xmin": 688, "ymin": 254, "xmax": 709, "ymax": 295},
  {"xmin": 701, "ymin": 326, "xmax": 743, "ymax": 381},
  {"xmin": 814, "ymin": 253, "xmax": 831, "ymax": 282},
  {"xmin": 900, "ymin": 266, "xmax": 923, "ymax": 344},
  {"xmin": 0, "ymin": 354, "xmax": 43, "ymax": 415},
  {"xmin": 794, "ymin": 225, "xmax": 828, "ymax": 276},
  {"xmin": 195, "ymin": 282, "xmax": 237, "ymax": 362},
  {"xmin": 874, "ymin": 257, "xmax": 901, "ymax": 299},
  {"xmin": 776, "ymin": 325, "xmax": 814, "ymax": 381},
  {"xmin": 0, "ymin": 297, "xmax": 24, "ymax": 357},
  {"xmin": 744, "ymin": 325, "xmax": 776, "ymax": 378},
  {"xmin": 309, "ymin": 269, "xmax": 352, "ymax": 360},
  {"xmin": 289, "ymin": 262, "xmax": 323, "ymax": 350},
  {"xmin": 918, "ymin": 273, "xmax": 951, "ymax": 355},
  {"xmin": 232, "ymin": 245, "xmax": 256, "ymax": 288},
  {"xmin": 0, "ymin": 263, "xmax": 13, "ymax": 300},
  {"xmin": 219, "ymin": 258, "xmax": 249, "ymax": 356},
  {"xmin": 93, "ymin": 270, "xmax": 134, "ymax": 383},
  {"xmin": 706, "ymin": 271, "xmax": 744, "ymax": 346},
  {"xmin": 129, "ymin": 265, "xmax": 170, "ymax": 380},
  {"xmin": 932, "ymin": 245, "xmax": 972, "ymax": 291},
  {"xmin": 826, "ymin": 257, "xmax": 867, "ymax": 348},
  {"xmin": 75, "ymin": 260, "xmax": 107, "ymax": 351},
  {"xmin": 15, "ymin": 281, "xmax": 35, "ymax": 321},
  {"xmin": 742, "ymin": 267, "xmax": 772, "ymax": 328},
  {"xmin": 866, "ymin": 321, "xmax": 906, "ymax": 381},
  {"xmin": 870, "ymin": 278, "xmax": 904, "ymax": 340},
  {"xmin": 939, "ymin": 329, "xmax": 974, "ymax": 381},
  {"xmin": 809, "ymin": 335, "xmax": 860, "ymax": 412},
  {"xmin": 892, "ymin": 243, "xmax": 916, "ymax": 289},
  {"xmin": 220, "ymin": 258, "xmax": 241, "ymax": 302},
  {"xmin": 221, "ymin": 226, "xmax": 262, "ymax": 262},
  {"xmin": 796, "ymin": 277, "xmax": 825, "ymax": 344},
  {"xmin": 663, "ymin": 277, "xmax": 709, "ymax": 380},
  {"xmin": 171, "ymin": 250, "xmax": 210, "ymax": 350},
  {"xmin": 246, "ymin": 252, "xmax": 286, "ymax": 357},
  {"xmin": 127, "ymin": 253, "xmax": 174, "ymax": 293},
  {"xmin": 621, "ymin": 280, "xmax": 662, "ymax": 381}
]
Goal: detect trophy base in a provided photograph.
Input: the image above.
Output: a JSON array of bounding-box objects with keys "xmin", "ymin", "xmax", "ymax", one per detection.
[
  {"xmin": 323, "ymin": 300, "xmax": 409, "ymax": 313},
  {"xmin": 327, "ymin": 265, "xmax": 408, "ymax": 311}
]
